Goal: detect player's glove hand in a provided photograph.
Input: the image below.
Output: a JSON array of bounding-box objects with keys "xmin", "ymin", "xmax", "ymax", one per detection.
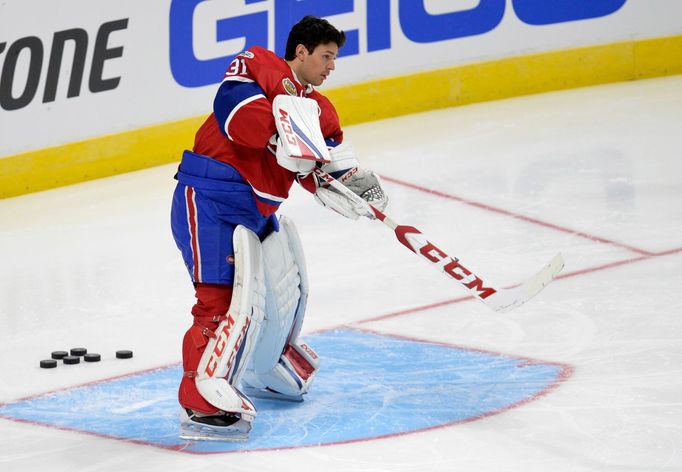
[
  {"xmin": 313, "ymin": 141, "xmax": 388, "ymax": 220},
  {"xmin": 338, "ymin": 167, "xmax": 388, "ymax": 211}
]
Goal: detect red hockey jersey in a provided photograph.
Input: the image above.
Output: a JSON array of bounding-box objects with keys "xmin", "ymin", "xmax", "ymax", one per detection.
[{"xmin": 193, "ymin": 46, "xmax": 344, "ymax": 216}]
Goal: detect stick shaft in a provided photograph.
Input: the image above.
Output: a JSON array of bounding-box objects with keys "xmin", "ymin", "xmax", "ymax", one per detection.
[{"xmin": 312, "ymin": 168, "xmax": 563, "ymax": 311}]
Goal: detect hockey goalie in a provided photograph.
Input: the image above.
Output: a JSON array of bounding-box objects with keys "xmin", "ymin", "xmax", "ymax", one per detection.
[{"xmin": 169, "ymin": 16, "xmax": 388, "ymax": 441}]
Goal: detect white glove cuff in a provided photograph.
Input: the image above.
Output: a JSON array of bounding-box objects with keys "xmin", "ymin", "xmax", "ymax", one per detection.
[{"xmin": 322, "ymin": 141, "xmax": 360, "ymax": 175}]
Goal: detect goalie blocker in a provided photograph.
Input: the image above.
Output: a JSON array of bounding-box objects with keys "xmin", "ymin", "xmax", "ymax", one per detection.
[{"xmin": 272, "ymin": 94, "xmax": 388, "ymax": 219}]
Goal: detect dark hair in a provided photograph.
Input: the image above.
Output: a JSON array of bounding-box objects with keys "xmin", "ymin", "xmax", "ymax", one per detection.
[{"xmin": 284, "ymin": 16, "xmax": 346, "ymax": 60}]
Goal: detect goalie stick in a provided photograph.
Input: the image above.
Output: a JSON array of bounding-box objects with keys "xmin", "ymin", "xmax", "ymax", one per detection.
[{"xmin": 313, "ymin": 167, "xmax": 564, "ymax": 312}]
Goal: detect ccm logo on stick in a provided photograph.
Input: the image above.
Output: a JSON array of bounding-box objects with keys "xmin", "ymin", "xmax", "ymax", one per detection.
[
  {"xmin": 419, "ymin": 242, "xmax": 496, "ymax": 299},
  {"xmin": 397, "ymin": 225, "xmax": 496, "ymax": 299}
]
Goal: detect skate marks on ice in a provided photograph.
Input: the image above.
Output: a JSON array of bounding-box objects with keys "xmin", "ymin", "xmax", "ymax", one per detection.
[{"xmin": 0, "ymin": 329, "xmax": 571, "ymax": 454}]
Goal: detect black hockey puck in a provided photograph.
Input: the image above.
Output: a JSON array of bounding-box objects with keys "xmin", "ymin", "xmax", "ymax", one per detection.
[
  {"xmin": 51, "ymin": 351, "xmax": 68, "ymax": 360},
  {"xmin": 70, "ymin": 347, "xmax": 87, "ymax": 357},
  {"xmin": 63, "ymin": 355, "xmax": 80, "ymax": 365},
  {"xmin": 84, "ymin": 353, "xmax": 101, "ymax": 362},
  {"xmin": 116, "ymin": 350, "xmax": 133, "ymax": 359},
  {"xmin": 40, "ymin": 359, "xmax": 58, "ymax": 369}
]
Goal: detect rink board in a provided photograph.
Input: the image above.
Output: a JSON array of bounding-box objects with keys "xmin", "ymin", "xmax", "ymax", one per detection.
[{"xmin": 0, "ymin": 329, "xmax": 571, "ymax": 454}]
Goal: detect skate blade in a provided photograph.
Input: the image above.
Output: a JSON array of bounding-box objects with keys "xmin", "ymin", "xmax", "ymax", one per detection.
[{"xmin": 179, "ymin": 422, "xmax": 250, "ymax": 442}]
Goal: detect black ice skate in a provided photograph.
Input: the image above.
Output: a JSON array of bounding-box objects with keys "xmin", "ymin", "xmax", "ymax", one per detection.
[{"xmin": 179, "ymin": 408, "xmax": 252, "ymax": 441}]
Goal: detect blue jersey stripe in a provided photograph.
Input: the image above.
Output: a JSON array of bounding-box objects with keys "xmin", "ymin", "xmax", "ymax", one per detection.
[{"xmin": 214, "ymin": 80, "xmax": 267, "ymax": 137}]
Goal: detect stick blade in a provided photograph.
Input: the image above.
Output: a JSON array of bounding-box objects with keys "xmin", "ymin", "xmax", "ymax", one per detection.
[{"xmin": 483, "ymin": 253, "xmax": 565, "ymax": 313}]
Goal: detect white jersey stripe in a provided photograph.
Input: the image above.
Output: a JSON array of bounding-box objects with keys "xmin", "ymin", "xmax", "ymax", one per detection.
[
  {"xmin": 224, "ymin": 94, "xmax": 267, "ymax": 140},
  {"xmin": 223, "ymin": 76, "xmax": 255, "ymax": 84},
  {"xmin": 249, "ymin": 183, "xmax": 286, "ymax": 203}
]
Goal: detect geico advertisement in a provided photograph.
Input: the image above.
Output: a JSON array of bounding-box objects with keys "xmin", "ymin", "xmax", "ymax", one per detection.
[{"xmin": 0, "ymin": 0, "xmax": 680, "ymax": 157}]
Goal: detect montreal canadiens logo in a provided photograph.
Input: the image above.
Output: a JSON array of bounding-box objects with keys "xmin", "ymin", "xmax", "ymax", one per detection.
[
  {"xmin": 282, "ymin": 78, "xmax": 297, "ymax": 96},
  {"xmin": 238, "ymin": 51, "xmax": 254, "ymax": 59}
]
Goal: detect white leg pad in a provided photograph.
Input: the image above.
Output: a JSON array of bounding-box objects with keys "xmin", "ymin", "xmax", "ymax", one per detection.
[
  {"xmin": 241, "ymin": 216, "xmax": 320, "ymax": 401},
  {"xmin": 194, "ymin": 225, "xmax": 265, "ymax": 421}
]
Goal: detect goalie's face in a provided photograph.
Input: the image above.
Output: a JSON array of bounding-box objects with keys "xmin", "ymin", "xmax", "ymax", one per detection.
[{"xmin": 294, "ymin": 42, "xmax": 339, "ymax": 87}]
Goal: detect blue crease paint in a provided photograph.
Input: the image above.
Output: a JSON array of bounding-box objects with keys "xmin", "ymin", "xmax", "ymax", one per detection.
[{"xmin": 0, "ymin": 329, "xmax": 570, "ymax": 454}]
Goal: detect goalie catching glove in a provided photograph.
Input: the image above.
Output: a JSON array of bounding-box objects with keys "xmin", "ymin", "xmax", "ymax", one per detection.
[{"xmin": 314, "ymin": 141, "xmax": 388, "ymax": 220}]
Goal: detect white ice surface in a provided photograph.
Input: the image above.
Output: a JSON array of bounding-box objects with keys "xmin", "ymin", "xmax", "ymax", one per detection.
[{"xmin": 1, "ymin": 75, "xmax": 681, "ymax": 471}]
